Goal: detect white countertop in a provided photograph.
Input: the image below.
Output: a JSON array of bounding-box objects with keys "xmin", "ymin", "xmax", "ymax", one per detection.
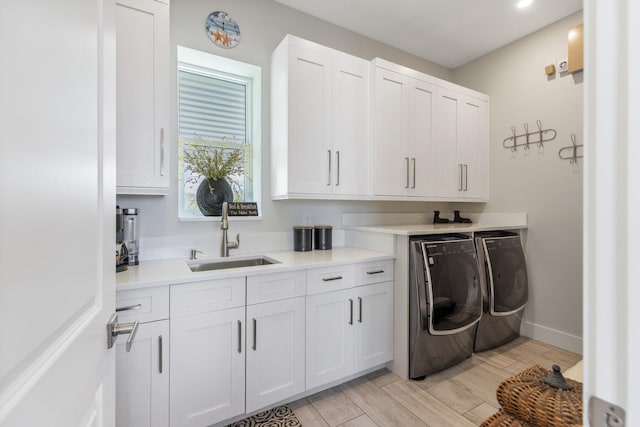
[
  {"xmin": 116, "ymin": 247, "xmax": 394, "ymax": 290},
  {"xmin": 344, "ymin": 221, "xmax": 526, "ymax": 236}
]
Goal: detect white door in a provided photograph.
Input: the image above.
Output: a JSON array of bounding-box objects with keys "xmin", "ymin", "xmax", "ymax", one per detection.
[
  {"xmin": 407, "ymin": 79, "xmax": 436, "ymax": 197},
  {"xmin": 0, "ymin": 0, "xmax": 116, "ymax": 425},
  {"xmin": 354, "ymin": 282, "xmax": 394, "ymax": 372},
  {"xmin": 306, "ymin": 289, "xmax": 355, "ymax": 389},
  {"xmin": 170, "ymin": 307, "xmax": 245, "ymax": 427},
  {"xmin": 432, "ymin": 88, "xmax": 462, "ymax": 198},
  {"xmin": 246, "ymin": 297, "xmax": 305, "ymax": 413},
  {"xmin": 332, "ymin": 57, "xmax": 370, "ymax": 196},
  {"xmin": 584, "ymin": 0, "xmax": 640, "ymax": 425}
]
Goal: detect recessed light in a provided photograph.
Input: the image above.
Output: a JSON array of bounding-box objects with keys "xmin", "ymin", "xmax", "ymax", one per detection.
[{"xmin": 517, "ymin": 0, "xmax": 533, "ymax": 8}]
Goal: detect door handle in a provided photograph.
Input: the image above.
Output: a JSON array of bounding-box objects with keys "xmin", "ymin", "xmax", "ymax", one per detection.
[
  {"xmin": 458, "ymin": 164, "xmax": 463, "ymax": 191},
  {"xmin": 336, "ymin": 150, "xmax": 340, "ymax": 186},
  {"xmin": 349, "ymin": 298, "xmax": 353, "ymax": 325},
  {"xmin": 160, "ymin": 128, "xmax": 165, "ymax": 177},
  {"xmin": 405, "ymin": 157, "xmax": 410, "ymax": 188},
  {"xmin": 116, "ymin": 303, "xmax": 141, "ymax": 312},
  {"xmin": 252, "ymin": 318, "xmax": 257, "ymax": 351},
  {"xmin": 237, "ymin": 320, "xmax": 242, "ymax": 353},
  {"xmin": 158, "ymin": 335, "xmax": 163, "ymax": 373},
  {"xmin": 327, "ymin": 150, "xmax": 332, "ymax": 186},
  {"xmin": 106, "ymin": 313, "xmax": 139, "ymax": 352},
  {"xmin": 464, "ymin": 164, "xmax": 468, "ymax": 191},
  {"xmin": 411, "ymin": 158, "xmax": 416, "ymax": 189},
  {"xmin": 358, "ymin": 297, "xmax": 362, "ymax": 323}
]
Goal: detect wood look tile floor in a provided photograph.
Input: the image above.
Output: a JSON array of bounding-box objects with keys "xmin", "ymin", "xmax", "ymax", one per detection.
[{"xmin": 289, "ymin": 337, "xmax": 582, "ymax": 427}]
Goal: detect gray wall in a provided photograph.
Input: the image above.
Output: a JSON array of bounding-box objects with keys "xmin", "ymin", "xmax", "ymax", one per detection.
[
  {"xmin": 117, "ymin": 0, "xmax": 457, "ymax": 240},
  {"xmin": 452, "ymin": 12, "xmax": 584, "ymax": 351}
]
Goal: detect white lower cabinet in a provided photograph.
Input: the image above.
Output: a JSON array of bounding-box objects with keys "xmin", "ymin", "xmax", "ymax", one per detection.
[
  {"xmin": 306, "ymin": 280, "xmax": 394, "ymax": 390},
  {"xmin": 246, "ymin": 297, "xmax": 306, "ymax": 413},
  {"xmin": 116, "ymin": 320, "xmax": 169, "ymax": 427}
]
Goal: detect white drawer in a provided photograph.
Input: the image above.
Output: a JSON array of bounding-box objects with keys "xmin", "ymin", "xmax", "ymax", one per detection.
[
  {"xmin": 171, "ymin": 277, "xmax": 245, "ymax": 317},
  {"xmin": 247, "ymin": 270, "xmax": 306, "ymax": 305},
  {"xmin": 354, "ymin": 260, "xmax": 394, "ymax": 286},
  {"xmin": 306, "ymin": 264, "xmax": 355, "ymax": 295},
  {"xmin": 116, "ymin": 286, "xmax": 169, "ymax": 323}
]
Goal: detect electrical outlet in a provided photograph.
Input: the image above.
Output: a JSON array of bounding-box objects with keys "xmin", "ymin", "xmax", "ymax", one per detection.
[{"xmin": 557, "ymin": 58, "xmax": 569, "ymax": 73}]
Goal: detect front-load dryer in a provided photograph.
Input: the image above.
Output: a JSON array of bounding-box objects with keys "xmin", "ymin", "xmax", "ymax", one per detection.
[
  {"xmin": 474, "ymin": 231, "xmax": 529, "ymax": 352},
  {"xmin": 409, "ymin": 234, "xmax": 482, "ymax": 380}
]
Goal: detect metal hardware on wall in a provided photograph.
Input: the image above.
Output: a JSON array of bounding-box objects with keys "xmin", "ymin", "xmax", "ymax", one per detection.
[
  {"xmin": 503, "ymin": 120, "xmax": 557, "ymax": 152},
  {"xmin": 558, "ymin": 134, "xmax": 584, "ymax": 164}
]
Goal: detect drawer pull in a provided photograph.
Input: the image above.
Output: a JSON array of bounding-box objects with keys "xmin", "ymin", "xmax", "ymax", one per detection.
[
  {"xmin": 116, "ymin": 303, "xmax": 142, "ymax": 312},
  {"xmin": 158, "ymin": 335, "xmax": 163, "ymax": 373},
  {"xmin": 366, "ymin": 270, "xmax": 385, "ymax": 275},
  {"xmin": 322, "ymin": 276, "xmax": 343, "ymax": 282}
]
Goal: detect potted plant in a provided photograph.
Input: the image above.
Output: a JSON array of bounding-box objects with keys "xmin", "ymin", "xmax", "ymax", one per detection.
[{"xmin": 182, "ymin": 138, "xmax": 245, "ymax": 216}]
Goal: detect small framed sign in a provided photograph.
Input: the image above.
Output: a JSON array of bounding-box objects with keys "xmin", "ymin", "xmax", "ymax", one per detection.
[{"xmin": 227, "ymin": 202, "xmax": 258, "ymax": 216}]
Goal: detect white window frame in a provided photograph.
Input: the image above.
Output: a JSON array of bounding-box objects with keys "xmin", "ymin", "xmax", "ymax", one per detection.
[{"xmin": 177, "ymin": 46, "xmax": 262, "ymax": 220}]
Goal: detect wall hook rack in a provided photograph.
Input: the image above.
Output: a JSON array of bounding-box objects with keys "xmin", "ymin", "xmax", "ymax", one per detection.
[
  {"xmin": 558, "ymin": 134, "xmax": 583, "ymax": 164},
  {"xmin": 503, "ymin": 120, "xmax": 557, "ymax": 152}
]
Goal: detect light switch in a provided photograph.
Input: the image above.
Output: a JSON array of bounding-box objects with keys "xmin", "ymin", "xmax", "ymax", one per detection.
[{"xmin": 557, "ymin": 58, "xmax": 569, "ymax": 73}]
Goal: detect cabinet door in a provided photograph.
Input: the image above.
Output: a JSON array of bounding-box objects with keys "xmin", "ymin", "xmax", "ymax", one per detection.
[
  {"xmin": 332, "ymin": 57, "xmax": 370, "ymax": 196},
  {"xmin": 287, "ymin": 45, "xmax": 333, "ymax": 195},
  {"xmin": 407, "ymin": 79, "xmax": 436, "ymax": 196},
  {"xmin": 306, "ymin": 289, "xmax": 355, "ymax": 389},
  {"xmin": 373, "ymin": 68, "xmax": 409, "ymax": 196},
  {"xmin": 432, "ymin": 87, "xmax": 463, "ymax": 198},
  {"xmin": 246, "ymin": 297, "xmax": 306, "ymax": 413},
  {"xmin": 170, "ymin": 307, "xmax": 245, "ymax": 427},
  {"xmin": 116, "ymin": 0, "xmax": 169, "ymax": 194},
  {"xmin": 459, "ymin": 95, "xmax": 489, "ymax": 200},
  {"xmin": 116, "ymin": 320, "xmax": 169, "ymax": 427},
  {"xmin": 354, "ymin": 282, "xmax": 394, "ymax": 372}
]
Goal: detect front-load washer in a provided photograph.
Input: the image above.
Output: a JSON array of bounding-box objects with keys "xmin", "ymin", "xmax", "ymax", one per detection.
[
  {"xmin": 409, "ymin": 234, "xmax": 482, "ymax": 380},
  {"xmin": 474, "ymin": 231, "xmax": 529, "ymax": 352}
]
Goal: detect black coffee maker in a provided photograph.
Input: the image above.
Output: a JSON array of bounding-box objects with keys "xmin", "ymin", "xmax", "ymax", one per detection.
[{"xmin": 116, "ymin": 206, "xmax": 129, "ymax": 272}]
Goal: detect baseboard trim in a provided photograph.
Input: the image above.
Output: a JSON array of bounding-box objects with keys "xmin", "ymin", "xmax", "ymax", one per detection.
[{"xmin": 521, "ymin": 321, "xmax": 583, "ymax": 355}]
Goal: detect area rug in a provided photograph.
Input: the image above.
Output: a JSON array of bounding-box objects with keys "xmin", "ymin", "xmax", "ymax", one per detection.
[{"xmin": 226, "ymin": 405, "xmax": 301, "ymax": 427}]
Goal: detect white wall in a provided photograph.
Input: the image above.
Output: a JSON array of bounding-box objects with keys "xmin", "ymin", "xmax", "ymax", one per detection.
[
  {"xmin": 452, "ymin": 12, "xmax": 584, "ymax": 353},
  {"xmin": 117, "ymin": 0, "xmax": 462, "ymax": 256}
]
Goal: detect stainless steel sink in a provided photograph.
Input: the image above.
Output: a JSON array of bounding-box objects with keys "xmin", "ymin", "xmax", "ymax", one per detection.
[{"xmin": 187, "ymin": 256, "xmax": 280, "ymax": 272}]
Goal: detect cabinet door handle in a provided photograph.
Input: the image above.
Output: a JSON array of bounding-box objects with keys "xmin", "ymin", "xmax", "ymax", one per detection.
[
  {"xmin": 158, "ymin": 335, "xmax": 163, "ymax": 373},
  {"xmin": 160, "ymin": 128, "xmax": 165, "ymax": 177},
  {"xmin": 322, "ymin": 276, "xmax": 343, "ymax": 282},
  {"xmin": 336, "ymin": 150, "xmax": 340, "ymax": 186},
  {"xmin": 411, "ymin": 158, "xmax": 416, "ymax": 189},
  {"xmin": 237, "ymin": 320, "xmax": 242, "ymax": 353},
  {"xmin": 358, "ymin": 297, "xmax": 362, "ymax": 323},
  {"xmin": 327, "ymin": 150, "xmax": 332, "ymax": 186},
  {"xmin": 458, "ymin": 164, "xmax": 463, "ymax": 191},
  {"xmin": 252, "ymin": 318, "xmax": 257, "ymax": 351},
  {"xmin": 405, "ymin": 157, "xmax": 410, "ymax": 188},
  {"xmin": 116, "ymin": 303, "xmax": 141, "ymax": 312},
  {"xmin": 366, "ymin": 270, "xmax": 385, "ymax": 275},
  {"xmin": 464, "ymin": 164, "xmax": 468, "ymax": 191},
  {"xmin": 349, "ymin": 298, "xmax": 353, "ymax": 325}
]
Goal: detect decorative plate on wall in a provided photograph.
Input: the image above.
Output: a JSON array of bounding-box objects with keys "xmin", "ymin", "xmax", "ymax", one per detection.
[{"xmin": 205, "ymin": 11, "xmax": 240, "ymax": 48}]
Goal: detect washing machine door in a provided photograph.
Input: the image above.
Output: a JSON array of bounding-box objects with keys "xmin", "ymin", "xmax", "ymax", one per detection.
[
  {"xmin": 482, "ymin": 236, "xmax": 529, "ymax": 316},
  {"xmin": 422, "ymin": 239, "xmax": 482, "ymax": 335}
]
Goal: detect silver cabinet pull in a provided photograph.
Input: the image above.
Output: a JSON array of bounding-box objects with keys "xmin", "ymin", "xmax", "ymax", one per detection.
[
  {"xmin": 349, "ymin": 299, "xmax": 353, "ymax": 325},
  {"xmin": 160, "ymin": 128, "xmax": 165, "ymax": 177},
  {"xmin": 322, "ymin": 276, "xmax": 343, "ymax": 282},
  {"xmin": 116, "ymin": 303, "xmax": 142, "ymax": 312},
  {"xmin": 252, "ymin": 318, "xmax": 257, "ymax": 351},
  {"xmin": 458, "ymin": 164, "xmax": 464, "ymax": 191},
  {"xmin": 106, "ymin": 313, "xmax": 139, "ymax": 352},
  {"xmin": 464, "ymin": 164, "xmax": 468, "ymax": 191},
  {"xmin": 411, "ymin": 158, "xmax": 416, "ymax": 189},
  {"xmin": 237, "ymin": 320, "xmax": 242, "ymax": 353},
  {"xmin": 336, "ymin": 150, "xmax": 340, "ymax": 186},
  {"xmin": 405, "ymin": 157, "xmax": 410, "ymax": 188},
  {"xmin": 358, "ymin": 297, "xmax": 362, "ymax": 323},
  {"xmin": 158, "ymin": 335, "xmax": 163, "ymax": 373},
  {"xmin": 327, "ymin": 150, "xmax": 332, "ymax": 186},
  {"xmin": 366, "ymin": 270, "xmax": 385, "ymax": 275}
]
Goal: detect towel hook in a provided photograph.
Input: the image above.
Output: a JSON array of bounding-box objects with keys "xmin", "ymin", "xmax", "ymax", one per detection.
[
  {"xmin": 523, "ymin": 123, "xmax": 530, "ymax": 150},
  {"xmin": 510, "ymin": 126, "xmax": 517, "ymax": 152}
]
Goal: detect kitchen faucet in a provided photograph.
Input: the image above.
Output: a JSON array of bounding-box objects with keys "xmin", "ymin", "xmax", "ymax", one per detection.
[{"xmin": 221, "ymin": 202, "xmax": 239, "ymax": 257}]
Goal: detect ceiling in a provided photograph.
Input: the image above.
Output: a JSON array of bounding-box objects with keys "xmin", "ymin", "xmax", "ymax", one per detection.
[{"xmin": 272, "ymin": 0, "xmax": 583, "ymax": 69}]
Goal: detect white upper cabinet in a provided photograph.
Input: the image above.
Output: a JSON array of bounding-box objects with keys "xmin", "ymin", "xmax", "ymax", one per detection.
[
  {"xmin": 116, "ymin": 0, "xmax": 169, "ymax": 195},
  {"xmin": 271, "ymin": 35, "xmax": 370, "ymax": 199},
  {"xmin": 373, "ymin": 66, "xmax": 435, "ymax": 197},
  {"xmin": 432, "ymin": 87, "xmax": 489, "ymax": 200}
]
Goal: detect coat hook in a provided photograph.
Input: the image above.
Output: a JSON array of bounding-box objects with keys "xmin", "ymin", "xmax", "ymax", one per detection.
[
  {"xmin": 511, "ymin": 126, "xmax": 517, "ymax": 152},
  {"xmin": 523, "ymin": 123, "xmax": 530, "ymax": 150},
  {"xmin": 570, "ymin": 134, "xmax": 577, "ymax": 164},
  {"xmin": 536, "ymin": 120, "xmax": 544, "ymax": 147}
]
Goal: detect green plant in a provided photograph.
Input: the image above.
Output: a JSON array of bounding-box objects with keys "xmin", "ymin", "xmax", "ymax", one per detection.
[{"xmin": 182, "ymin": 139, "xmax": 244, "ymax": 180}]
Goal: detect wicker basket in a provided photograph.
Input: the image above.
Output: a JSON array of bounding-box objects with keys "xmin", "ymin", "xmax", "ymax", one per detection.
[
  {"xmin": 496, "ymin": 364, "xmax": 582, "ymax": 427},
  {"xmin": 480, "ymin": 409, "xmax": 531, "ymax": 426}
]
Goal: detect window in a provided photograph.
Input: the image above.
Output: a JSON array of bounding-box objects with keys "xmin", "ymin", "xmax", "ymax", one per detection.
[{"xmin": 177, "ymin": 46, "xmax": 261, "ymax": 219}]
